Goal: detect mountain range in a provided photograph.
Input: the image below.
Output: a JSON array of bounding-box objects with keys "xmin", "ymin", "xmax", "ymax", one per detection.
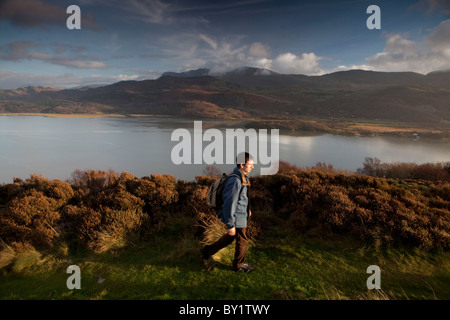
[{"xmin": 1, "ymin": 67, "xmax": 450, "ymax": 133}]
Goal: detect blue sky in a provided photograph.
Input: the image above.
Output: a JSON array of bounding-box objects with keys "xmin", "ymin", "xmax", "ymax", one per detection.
[{"xmin": 1, "ymin": 0, "xmax": 449, "ymax": 88}]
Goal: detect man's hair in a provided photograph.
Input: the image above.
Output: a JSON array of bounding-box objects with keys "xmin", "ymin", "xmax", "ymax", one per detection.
[{"xmin": 236, "ymin": 152, "xmax": 253, "ymax": 168}]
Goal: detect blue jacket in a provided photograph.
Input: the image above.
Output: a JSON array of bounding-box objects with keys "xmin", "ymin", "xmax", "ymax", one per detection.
[{"xmin": 219, "ymin": 167, "xmax": 249, "ymax": 229}]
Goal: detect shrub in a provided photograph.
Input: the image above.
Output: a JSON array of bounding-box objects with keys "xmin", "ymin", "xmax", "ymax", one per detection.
[
  {"xmin": 0, "ymin": 176, "xmax": 73, "ymax": 248},
  {"xmin": 0, "ymin": 242, "xmax": 42, "ymax": 272},
  {"xmin": 70, "ymin": 169, "xmax": 118, "ymax": 192},
  {"xmin": 195, "ymin": 210, "xmax": 260, "ymax": 249},
  {"xmin": 61, "ymin": 175, "xmax": 148, "ymax": 252},
  {"xmin": 87, "ymin": 208, "xmax": 146, "ymax": 253},
  {"xmin": 357, "ymin": 158, "xmax": 450, "ymax": 181},
  {"xmin": 203, "ymin": 165, "xmax": 221, "ymax": 178},
  {"xmin": 277, "ymin": 160, "xmax": 303, "ymax": 175},
  {"xmin": 126, "ymin": 174, "xmax": 179, "ymax": 230},
  {"xmin": 249, "ymin": 165, "xmax": 450, "ymax": 250},
  {"xmin": 1, "ymin": 165, "xmax": 448, "ymax": 253}
]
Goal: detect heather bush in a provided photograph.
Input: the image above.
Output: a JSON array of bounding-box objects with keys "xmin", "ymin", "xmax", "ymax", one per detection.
[
  {"xmin": 202, "ymin": 165, "xmax": 221, "ymax": 178},
  {"xmin": 247, "ymin": 176, "xmax": 273, "ymax": 212},
  {"xmin": 249, "ymin": 167, "xmax": 449, "ymax": 250},
  {"xmin": 319, "ymin": 185, "xmax": 357, "ymax": 231},
  {"xmin": 277, "ymin": 160, "xmax": 303, "ymax": 175},
  {"xmin": 0, "ymin": 184, "xmax": 8, "ymax": 207},
  {"xmin": 0, "ymin": 165, "xmax": 448, "ymax": 253},
  {"xmin": 126, "ymin": 173, "xmax": 179, "ymax": 230},
  {"xmin": 61, "ymin": 204, "xmax": 148, "ymax": 253},
  {"xmin": 62, "ymin": 172, "xmax": 148, "ymax": 252},
  {"xmin": 0, "ymin": 175, "xmax": 73, "ymax": 248},
  {"xmin": 70, "ymin": 169, "xmax": 118, "ymax": 192},
  {"xmin": 188, "ymin": 184, "xmax": 212, "ymax": 215},
  {"xmin": 88, "ymin": 207, "xmax": 146, "ymax": 253},
  {"xmin": 357, "ymin": 157, "xmax": 450, "ymax": 181},
  {"xmin": 0, "ymin": 190, "xmax": 61, "ymax": 247}
]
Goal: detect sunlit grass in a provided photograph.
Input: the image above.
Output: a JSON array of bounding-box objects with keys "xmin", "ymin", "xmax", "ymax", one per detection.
[{"xmin": 0, "ymin": 214, "xmax": 448, "ymax": 300}]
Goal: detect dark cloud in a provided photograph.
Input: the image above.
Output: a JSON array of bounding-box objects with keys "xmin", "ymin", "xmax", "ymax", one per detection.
[
  {"xmin": 0, "ymin": 0, "xmax": 100, "ymax": 30},
  {"xmin": 0, "ymin": 0, "xmax": 63, "ymax": 27},
  {"xmin": 0, "ymin": 41, "xmax": 38, "ymax": 61},
  {"xmin": 410, "ymin": 0, "xmax": 450, "ymax": 15},
  {"xmin": 51, "ymin": 43, "xmax": 87, "ymax": 55},
  {"xmin": 0, "ymin": 41, "xmax": 107, "ymax": 69}
]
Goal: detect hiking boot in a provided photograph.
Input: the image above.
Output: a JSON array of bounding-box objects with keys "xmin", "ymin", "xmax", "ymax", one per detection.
[
  {"xmin": 234, "ymin": 263, "xmax": 254, "ymax": 273},
  {"xmin": 200, "ymin": 247, "xmax": 215, "ymax": 271}
]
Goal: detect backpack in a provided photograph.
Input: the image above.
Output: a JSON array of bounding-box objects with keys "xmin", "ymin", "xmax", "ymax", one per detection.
[{"xmin": 206, "ymin": 172, "xmax": 239, "ymax": 210}]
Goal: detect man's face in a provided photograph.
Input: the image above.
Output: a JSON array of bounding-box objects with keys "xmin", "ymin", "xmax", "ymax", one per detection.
[{"xmin": 240, "ymin": 159, "xmax": 254, "ymax": 174}]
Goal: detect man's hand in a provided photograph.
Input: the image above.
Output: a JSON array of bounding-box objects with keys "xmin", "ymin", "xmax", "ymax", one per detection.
[{"xmin": 227, "ymin": 227, "xmax": 236, "ymax": 236}]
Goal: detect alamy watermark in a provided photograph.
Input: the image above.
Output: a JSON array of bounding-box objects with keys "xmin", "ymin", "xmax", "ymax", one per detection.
[
  {"xmin": 66, "ymin": 5, "xmax": 81, "ymax": 29},
  {"xmin": 366, "ymin": 265, "xmax": 381, "ymax": 290},
  {"xmin": 170, "ymin": 121, "xmax": 279, "ymax": 175},
  {"xmin": 66, "ymin": 265, "xmax": 81, "ymax": 290},
  {"xmin": 366, "ymin": 5, "xmax": 381, "ymax": 30}
]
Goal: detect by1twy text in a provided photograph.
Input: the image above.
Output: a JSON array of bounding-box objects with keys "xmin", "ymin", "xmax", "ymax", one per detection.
[
  {"xmin": 179, "ymin": 304, "xmax": 270, "ymax": 317},
  {"xmin": 224, "ymin": 304, "xmax": 270, "ymax": 315}
]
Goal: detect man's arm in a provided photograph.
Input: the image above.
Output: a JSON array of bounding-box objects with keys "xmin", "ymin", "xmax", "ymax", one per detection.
[{"xmin": 221, "ymin": 177, "xmax": 241, "ymax": 229}]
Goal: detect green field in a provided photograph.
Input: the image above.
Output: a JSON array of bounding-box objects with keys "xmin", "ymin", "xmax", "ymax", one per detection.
[{"xmin": 1, "ymin": 213, "xmax": 448, "ymax": 300}]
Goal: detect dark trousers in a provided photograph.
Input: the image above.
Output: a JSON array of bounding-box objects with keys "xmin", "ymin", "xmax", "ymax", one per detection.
[{"xmin": 203, "ymin": 227, "xmax": 248, "ymax": 269}]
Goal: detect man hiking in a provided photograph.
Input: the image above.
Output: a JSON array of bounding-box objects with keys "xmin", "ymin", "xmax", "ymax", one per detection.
[{"xmin": 201, "ymin": 152, "xmax": 254, "ymax": 272}]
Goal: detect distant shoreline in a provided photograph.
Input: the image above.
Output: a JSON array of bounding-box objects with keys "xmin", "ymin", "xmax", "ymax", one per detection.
[{"xmin": 1, "ymin": 113, "xmax": 448, "ymax": 139}]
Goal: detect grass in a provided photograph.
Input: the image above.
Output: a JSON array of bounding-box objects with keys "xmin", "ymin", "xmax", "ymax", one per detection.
[{"xmin": 0, "ymin": 213, "xmax": 449, "ymax": 300}]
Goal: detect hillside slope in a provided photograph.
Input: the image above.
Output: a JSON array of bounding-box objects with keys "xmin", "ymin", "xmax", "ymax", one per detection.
[{"xmin": 1, "ymin": 69, "xmax": 450, "ymax": 131}]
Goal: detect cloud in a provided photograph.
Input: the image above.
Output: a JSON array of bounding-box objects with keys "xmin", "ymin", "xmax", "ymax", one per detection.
[
  {"xmin": 334, "ymin": 64, "xmax": 376, "ymax": 72},
  {"xmin": 0, "ymin": 41, "xmax": 107, "ymax": 69},
  {"xmin": 0, "ymin": 41, "xmax": 37, "ymax": 61},
  {"xmin": 409, "ymin": 0, "xmax": 450, "ymax": 15},
  {"xmin": 161, "ymin": 32, "xmax": 326, "ymax": 75},
  {"xmin": 199, "ymin": 34, "xmax": 218, "ymax": 50},
  {"xmin": 271, "ymin": 52, "xmax": 324, "ymax": 75},
  {"xmin": 199, "ymin": 35, "xmax": 325, "ymax": 75},
  {"xmin": 244, "ymin": 50, "xmax": 325, "ymax": 75},
  {"xmin": 0, "ymin": 0, "xmax": 63, "ymax": 27},
  {"xmin": 127, "ymin": 0, "xmax": 171, "ymax": 24},
  {"xmin": 385, "ymin": 34, "xmax": 417, "ymax": 57},
  {"xmin": 159, "ymin": 32, "xmax": 246, "ymax": 73},
  {"xmin": 426, "ymin": 19, "xmax": 450, "ymax": 56},
  {"xmin": 0, "ymin": 70, "xmax": 144, "ymax": 89},
  {"xmin": 51, "ymin": 43, "xmax": 86, "ymax": 55},
  {"xmin": 0, "ymin": 0, "xmax": 100, "ymax": 30},
  {"xmin": 248, "ymin": 42, "xmax": 271, "ymax": 58},
  {"xmin": 366, "ymin": 19, "xmax": 450, "ymax": 74}
]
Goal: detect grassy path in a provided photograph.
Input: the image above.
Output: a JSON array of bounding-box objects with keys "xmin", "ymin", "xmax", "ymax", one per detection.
[{"xmin": 0, "ymin": 214, "xmax": 449, "ymax": 300}]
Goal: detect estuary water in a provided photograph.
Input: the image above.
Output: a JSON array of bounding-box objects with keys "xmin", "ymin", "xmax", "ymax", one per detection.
[{"xmin": 1, "ymin": 116, "xmax": 450, "ymax": 184}]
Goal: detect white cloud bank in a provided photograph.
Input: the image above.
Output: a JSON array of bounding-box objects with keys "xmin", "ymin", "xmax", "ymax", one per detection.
[
  {"xmin": 366, "ymin": 19, "xmax": 450, "ymax": 74},
  {"xmin": 199, "ymin": 19, "xmax": 450, "ymax": 76},
  {"xmin": 188, "ymin": 18, "xmax": 450, "ymax": 77},
  {"xmin": 173, "ymin": 35, "xmax": 326, "ymax": 75},
  {"xmin": 259, "ymin": 52, "xmax": 324, "ymax": 75}
]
